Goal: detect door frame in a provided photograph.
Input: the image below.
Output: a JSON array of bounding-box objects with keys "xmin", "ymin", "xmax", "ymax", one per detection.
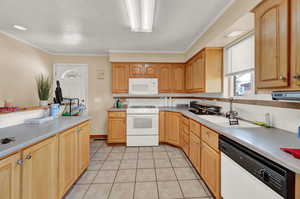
[{"xmin": 53, "ymin": 64, "xmax": 89, "ymax": 111}]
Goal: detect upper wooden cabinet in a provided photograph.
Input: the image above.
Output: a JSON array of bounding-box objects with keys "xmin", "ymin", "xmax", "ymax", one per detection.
[
  {"xmin": 112, "ymin": 63, "xmax": 129, "ymax": 93},
  {"xmin": 22, "ymin": 136, "xmax": 58, "ymax": 199},
  {"xmin": 0, "ymin": 152, "xmax": 21, "ymax": 199},
  {"xmin": 130, "ymin": 63, "xmax": 158, "ymax": 77},
  {"xmin": 186, "ymin": 48, "xmax": 223, "ymax": 93},
  {"xmin": 252, "ymin": 0, "xmax": 289, "ymax": 89},
  {"xmin": 159, "ymin": 64, "xmax": 185, "ymax": 93},
  {"xmin": 291, "ymin": 0, "xmax": 300, "ymax": 89}
]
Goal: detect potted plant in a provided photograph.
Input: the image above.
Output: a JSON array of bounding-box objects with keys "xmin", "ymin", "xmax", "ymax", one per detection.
[{"xmin": 36, "ymin": 74, "xmax": 51, "ymax": 106}]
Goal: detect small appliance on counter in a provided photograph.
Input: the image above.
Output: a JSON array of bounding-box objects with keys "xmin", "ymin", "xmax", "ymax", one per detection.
[{"xmin": 188, "ymin": 101, "xmax": 222, "ymax": 115}]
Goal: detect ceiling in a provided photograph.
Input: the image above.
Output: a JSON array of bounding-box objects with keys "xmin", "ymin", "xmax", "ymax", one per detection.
[{"xmin": 0, "ymin": 0, "xmax": 233, "ymax": 55}]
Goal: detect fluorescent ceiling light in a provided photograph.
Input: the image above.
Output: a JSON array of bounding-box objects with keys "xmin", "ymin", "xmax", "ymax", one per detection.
[
  {"xmin": 226, "ymin": 30, "xmax": 246, "ymax": 38},
  {"xmin": 13, "ymin": 25, "xmax": 27, "ymax": 31},
  {"xmin": 125, "ymin": 0, "xmax": 155, "ymax": 32}
]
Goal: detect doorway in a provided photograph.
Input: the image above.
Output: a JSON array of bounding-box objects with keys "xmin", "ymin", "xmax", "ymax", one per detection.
[{"xmin": 53, "ymin": 64, "xmax": 88, "ymax": 110}]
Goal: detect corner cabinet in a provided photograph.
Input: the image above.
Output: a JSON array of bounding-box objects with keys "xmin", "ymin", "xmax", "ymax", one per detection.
[
  {"xmin": 0, "ymin": 152, "xmax": 21, "ymax": 199},
  {"xmin": 252, "ymin": 0, "xmax": 289, "ymax": 89},
  {"xmin": 165, "ymin": 112, "xmax": 181, "ymax": 146},
  {"xmin": 108, "ymin": 111, "xmax": 126, "ymax": 143},
  {"xmin": 186, "ymin": 48, "xmax": 223, "ymax": 93},
  {"xmin": 112, "ymin": 63, "xmax": 129, "ymax": 93}
]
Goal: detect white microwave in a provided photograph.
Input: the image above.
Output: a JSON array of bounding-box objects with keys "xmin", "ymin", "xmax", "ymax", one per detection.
[{"xmin": 129, "ymin": 78, "xmax": 158, "ymax": 96}]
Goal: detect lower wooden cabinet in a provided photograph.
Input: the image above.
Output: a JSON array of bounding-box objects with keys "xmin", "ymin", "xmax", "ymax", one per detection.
[
  {"xmin": 108, "ymin": 111, "xmax": 126, "ymax": 143},
  {"xmin": 189, "ymin": 132, "xmax": 201, "ymax": 173},
  {"xmin": 201, "ymin": 142, "xmax": 221, "ymax": 199},
  {"xmin": 22, "ymin": 136, "xmax": 58, "ymax": 199},
  {"xmin": 0, "ymin": 152, "xmax": 21, "ymax": 199},
  {"xmin": 165, "ymin": 112, "xmax": 181, "ymax": 146},
  {"xmin": 59, "ymin": 128, "xmax": 77, "ymax": 198},
  {"xmin": 77, "ymin": 121, "xmax": 91, "ymax": 175},
  {"xmin": 159, "ymin": 111, "xmax": 166, "ymax": 142}
]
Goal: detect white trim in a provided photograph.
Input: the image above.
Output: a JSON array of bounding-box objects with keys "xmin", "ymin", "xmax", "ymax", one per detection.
[
  {"xmin": 108, "ymin": 49, "xmax": 185, "ymax": 54},
  {"xmin": 53, "ymin": 64, "xmax": 89, "ymax": 112},
  {"xmin": 51, "ymin": 52, "xmax": 109, "ymax": 57},
  {"xmin": 183, "ymin": 0, "xmax": 236, "ymax": 55},
  {"xmin": 0, "ymin": 30, "xmax": 52, "ymax": 54}
]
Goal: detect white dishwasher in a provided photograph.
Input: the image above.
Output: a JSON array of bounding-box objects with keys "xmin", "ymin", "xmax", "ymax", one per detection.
[{"xmin": 220, "ymin": 136, "xmax": 295, "ymax": 199}]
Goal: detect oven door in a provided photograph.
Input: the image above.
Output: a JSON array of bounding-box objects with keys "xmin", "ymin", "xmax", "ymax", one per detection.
[
  {"xmin": 129, "ymin": 78, "xmax": 158, "ymax": 95},
  {"xmin": 127, "ymin": 114, "xmax": 158, "ymax": 135}
]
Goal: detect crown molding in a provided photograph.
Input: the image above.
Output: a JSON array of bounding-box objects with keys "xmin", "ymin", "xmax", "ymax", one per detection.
[{"xmin": 108, "ymin": 49, "xmax": 185, "ymax": 54}]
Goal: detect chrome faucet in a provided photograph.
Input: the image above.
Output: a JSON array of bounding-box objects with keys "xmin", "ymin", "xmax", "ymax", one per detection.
[{"xmin": 225, "ymin": 97, "xmax": 238, "ymax": 119}]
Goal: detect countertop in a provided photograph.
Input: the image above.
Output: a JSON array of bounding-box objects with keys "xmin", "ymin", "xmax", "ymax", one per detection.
[
  {"xmin": 109, "ymin": 107, "xmax": 300, "ymax": 174},
  {"xmin": 0, "ymin": 116, "xmax": 90, "ymax": 159}
]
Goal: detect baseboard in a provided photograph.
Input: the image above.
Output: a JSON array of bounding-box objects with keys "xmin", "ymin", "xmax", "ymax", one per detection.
[{"xmin": 90, "ymin": 135, "xmax": 107, "ymax": 140}]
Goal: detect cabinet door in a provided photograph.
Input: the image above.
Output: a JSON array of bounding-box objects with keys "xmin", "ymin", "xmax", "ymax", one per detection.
[
  {"xmin": 22, "ymin": 136, "xmax": 58, "ymax": 199},
  {"xmin": 0, "ymin": 153, "xmax": 21, "ymax": 199},
  {"xmin": 112, "ymin": 63, "xmax": 129, "ymax": 93},
  {"xmin": 77, "ymin": 122, "xmax": 90, "ymax": 175},
  {"xmin": 159, "ymin": 64, "xmax": 171, "ymax": 93},
  {"xmin": 130, "ymin": 64, "xmax": 145, "ymax": 77},
  {"xmin": 201, "ymin": 142, "xmax": 220, "ymax": 199},
  {"xmin": 159, "ymin": 111, "xmax": 166, "ymax": 142},
  {"xmin": 254, "ymin": 0, "xmax": 289, "ymax": 89},
  {"xmin": 192, "ymin": 53, "xmax": 205, "ymax": 92},
  {"xmin": 144, "ymin": 64, "xmax": 158, "ymax": 77},
  {"xmin": 189, "ymin": 133, "xmax": 201, "ymax": 173},
  {"xmin": 185, "ymin": 63, "xmax": 192, "ymax": 91},
  {"xmin": 59, "ymin": 128, "xmax": 77, "ymax": 198},
  {"xmin": 108, "ymin": 117, "xmax": 126, "ymax": 143},
  {"xmin": 291, "ymin": 0, "xmax": 300, "ymax": 88},
  {"xmin": 172, "ymin": 64, "xmax": 185, "ymax": 92},
  {"xmin": 165, "ymin": 112, "xmax": 180, "ymax": 146}
]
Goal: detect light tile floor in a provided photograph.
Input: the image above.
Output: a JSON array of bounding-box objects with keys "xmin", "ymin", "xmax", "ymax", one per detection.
[{"xmin": 64, "ymin": 140, "xmax": 213, "ymax": 199}]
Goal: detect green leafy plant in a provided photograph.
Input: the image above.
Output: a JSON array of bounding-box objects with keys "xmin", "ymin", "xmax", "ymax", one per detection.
[{"xmin": 36, "ymin": 74, "xmax": 51, "ymax": 101}]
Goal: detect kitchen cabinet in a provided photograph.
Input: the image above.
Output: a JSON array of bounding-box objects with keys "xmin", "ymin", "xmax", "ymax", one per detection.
[
  {"xmin": 189, "ymin": 132, "xmax": 201, "ymax": 173},
  {"xmin": 159, "ymin": 111, "xmax": 166, "ymax": 142},
  {"xmin": 180, "ymin": 115, "xmax": 190, "ymax": 155},
  {"xmin": 0, "ymin": 152, "xmax": 21, "ymax": 199},
  {"xmin": 201, "ymin": 141, "xmax": 220, "ymax": 199},
  {"xmin": 165, "ymin": 112, "xmax": 180, "ymax": 146},
  {"xmin": 108, "ymin": 111, "xmax": 126, "ymax": 143},
  {"xmin": 77, "ymin": 121, "xmax": 90, "ymax": 175},
  {"xmin": 158, "ymin": 64, "xmax": 185, "ymax": 93},
  {"xmin": 252, "ymin": 0, "xmax": 289, "ymax": 89},
  {"xmin": 186, "ymin": 48, "xmax": 223, "ymax": 93},
  {"xmin": 58, "ymin": 128, "xmax": 77, "ymax": 198},
  {"xmin": 201, "ymin": 126, "xmax": 219, "ymax": 152},
  {"xmin": 130, "ymin": 63, "xmax": 158, "ymax": 77},
  {"xmin": 291, "ymin": 0, "xmax": 300, "ymax": 89},
  {"xmin": 112, "ymin": 63, "xmax": 129, "ymax": 93},
  {"xmin": 22, "ymin": 136, "xmax": 58, "ymax": 199}
]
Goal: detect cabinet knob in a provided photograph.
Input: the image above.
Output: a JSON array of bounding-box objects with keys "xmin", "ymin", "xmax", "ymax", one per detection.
[
  {"xmin": 279, "ymin": 76, "xmax": 286, "ymax": 80},
  {"xmin": 25, "ymin": 154, "xmax": 32, "ymax": 160},
  {"xmin": 16, "ymin": 160, "xmax": 24, "ymax": 165},
  {"xmin": 293, "ymin": 74, "xmax": 300, "ymax": 79}
]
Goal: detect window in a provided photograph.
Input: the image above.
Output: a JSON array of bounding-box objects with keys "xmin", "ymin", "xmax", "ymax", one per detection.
[{"xmin": 224, "ymin": 34, "xmax": 255, "ymax": 97}]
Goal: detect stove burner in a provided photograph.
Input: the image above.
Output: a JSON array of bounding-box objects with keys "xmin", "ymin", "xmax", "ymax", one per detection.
[{"xmin": 1, "ymin": 137, "xmax": 16, "ymax": 144}]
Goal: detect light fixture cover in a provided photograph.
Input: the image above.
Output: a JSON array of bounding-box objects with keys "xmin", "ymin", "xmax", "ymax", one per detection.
[
  {"xmin": 226, "ymin": 30, "xmax": 246, "ymax": 38},
  {"xmin": 125, "ymin": 0, "xmax": 155, "ymax": 32},
  {"xmin": 13, "ymin": 25, "xmax": 27, "ymax": 31}
]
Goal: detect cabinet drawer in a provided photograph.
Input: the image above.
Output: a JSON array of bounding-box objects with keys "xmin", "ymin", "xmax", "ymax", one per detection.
[
  {"xmin": 190, "ymin": 120, "xmax": 201, "ymax": 138},
  {"xmin": 201, "ymin": 126, "xmax": 219, "ymax": 151},
  {"xmin": 108, "ymin": 111, "xmax": 126, "ymax": 118}
]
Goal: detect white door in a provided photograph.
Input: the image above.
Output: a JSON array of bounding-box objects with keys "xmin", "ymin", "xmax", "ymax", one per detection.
[{"xmin": 54, "ymin": 64, "xmax": 88, "ymax": 110}]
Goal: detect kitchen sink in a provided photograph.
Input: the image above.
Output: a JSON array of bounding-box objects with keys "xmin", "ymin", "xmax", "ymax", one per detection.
[{"xmin": 197, "ymin": 115, "xmax": 260, "ymax": 128}]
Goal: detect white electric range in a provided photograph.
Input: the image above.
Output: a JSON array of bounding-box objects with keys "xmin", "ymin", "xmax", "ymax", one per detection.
[{"xmin": 126, "ymin": 106, "xmax": 159, "ymax": 146}]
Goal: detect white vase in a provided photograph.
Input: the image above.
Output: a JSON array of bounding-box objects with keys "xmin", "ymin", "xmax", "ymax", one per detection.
[{"xmin": 40, "ymin": 100, "xmax": 48, "ymax": 106}]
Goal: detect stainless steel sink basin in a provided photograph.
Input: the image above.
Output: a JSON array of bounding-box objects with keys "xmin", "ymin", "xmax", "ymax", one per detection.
[{"xmin": 197, "ymin": 115, "xmax": 260, "ymax": 128}]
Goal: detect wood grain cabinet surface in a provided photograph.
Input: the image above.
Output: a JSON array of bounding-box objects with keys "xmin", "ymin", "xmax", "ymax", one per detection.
[
  {"xmin": 291, "ymin": 0, "xmax": 300, "ymax": 89},
  {"xmin": 159, "ymin": 111, "xmax": 166, "ymax": 142},
  {"xmin": 22, "ymin": 136, "xmax": 58, "ymax": 199},
  {"xmin": 253, "ymin": 0, "xmax": 289, "ymax": 89},
  {"xmin": 189, "ymin": 132, "xmax": 201, "ymax": 173},
  {"xmin": 165, "ymin": 112, "xmax": 181, "ymax": 146},
  {"xmin": 77, "ymin": 121, "xmax": 91, "ymax": 175},
  {"xmin": 112, "ymin": 63, "xmax": 129, "ymax": 93},
  {"xmin": 158, "ymin": 64, "xmax": 185, "ymax": 93},
  {"xmin": 0, "ymin": 152, "xmax": 21, "ymax": 199},
  {"xmin": 108, "ymin": 111, "xmax": 126, "ymax": 143}
]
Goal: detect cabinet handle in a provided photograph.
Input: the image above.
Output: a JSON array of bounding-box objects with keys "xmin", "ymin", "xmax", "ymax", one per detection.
[
  {"xmin": 25, "ymin": 154, "xmax": 32, "ymax": 160},
  {"xmin": 16, "ymin": 160, "xmax": 24, "ymax": 165},
  {"xmin": 279, "ymin": 76, "xmax": 286, "ymax": 80},
  {"xmin": 293, "ymin": 74, "xmax": 300, "ymax": 79}
]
